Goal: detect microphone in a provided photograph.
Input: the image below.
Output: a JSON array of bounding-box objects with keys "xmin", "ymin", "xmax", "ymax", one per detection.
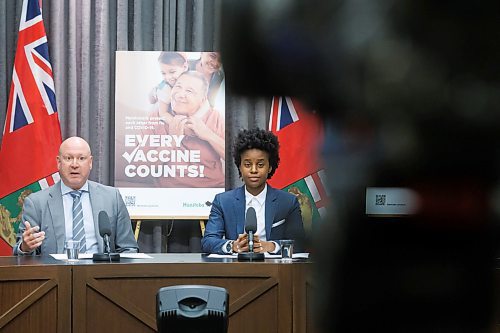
[
  {"xmin": 93, "ymin": 211, "xmax": 120, "ymax": 262},
  {"xmin": 238, "ymin": 207, "xmax": 264, "ymax": 261},
  {"xmin": 99, "ymin": 210, "xmax": 112, "ymax": 253},
  {"xmin": 245, "ymin": 207, "xmax": 257, "ymax": 252}
]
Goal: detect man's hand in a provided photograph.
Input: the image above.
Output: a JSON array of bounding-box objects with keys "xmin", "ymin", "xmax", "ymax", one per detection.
[
  {"xmin": 167, "ymin": 115, "xmax": 188, "ymax": 136},
  {"xmin": 21, "ymin": 221, "xmax": 45, "ymax": 253},
  {"xmin": 184, "ymin": 116, "xmax": 211, "ymax": 141}
]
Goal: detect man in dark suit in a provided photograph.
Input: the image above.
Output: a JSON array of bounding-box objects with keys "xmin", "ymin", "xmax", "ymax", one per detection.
[
  {"xmin": 14, "ymin": 136, "xmax": 138, "ymax": 255},
  {"xmin": 201, "ymin": 128, "xmax": 305, "ymax": 255}
]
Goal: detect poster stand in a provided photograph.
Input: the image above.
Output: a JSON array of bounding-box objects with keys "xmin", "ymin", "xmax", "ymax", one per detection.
[{"xmin": 132, "ymin": 216, "xmax": 208, "ymax": 242}]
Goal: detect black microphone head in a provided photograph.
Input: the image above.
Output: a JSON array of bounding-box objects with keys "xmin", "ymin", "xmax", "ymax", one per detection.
[
  {"xmin": 245, "ymin": 207, "xmax": 257, "ymax": 233},
  {"xmin": 98, "ymin": 210, "xmax": 112, "ymax": 237}
]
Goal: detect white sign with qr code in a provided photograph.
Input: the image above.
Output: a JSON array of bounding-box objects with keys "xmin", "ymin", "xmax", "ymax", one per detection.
[{"xmin": 365, "ymin": 187, "xmax": 420, "ymax": 216}]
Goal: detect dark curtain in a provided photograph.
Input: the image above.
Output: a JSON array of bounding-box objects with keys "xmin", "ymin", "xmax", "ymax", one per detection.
[{"xmin": 0, "ymin": 0, "xmax": 270, "ymax": 252}]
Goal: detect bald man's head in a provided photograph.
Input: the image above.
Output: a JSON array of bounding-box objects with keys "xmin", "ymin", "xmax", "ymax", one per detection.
[
  {"xmin": 59, "ymin": 137, "xmax": 91, "ymax": 156},
  {"xmin": 56, "ymin": 137, "xmax": 93, "ymax": 190}
]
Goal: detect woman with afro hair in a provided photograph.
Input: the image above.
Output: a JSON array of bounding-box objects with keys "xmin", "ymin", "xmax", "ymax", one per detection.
[{"xmin": 201, "ymin": 128, "xmax": 305, "ymax": 254}]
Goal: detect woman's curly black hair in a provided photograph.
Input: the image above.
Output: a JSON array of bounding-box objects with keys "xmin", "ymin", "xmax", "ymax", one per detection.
[{"xmin": 233, "ymin": 128, "xmax": 280, "ymax": 179}]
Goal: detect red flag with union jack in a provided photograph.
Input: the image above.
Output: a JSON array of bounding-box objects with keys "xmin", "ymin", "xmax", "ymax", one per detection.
[
  {"xmin": 0, "ymin": 0, "xmax": 62, "ymax": 255},
  {"xmin": 268, "ymin": 96, "xmax": 329, "ymax": 233}
]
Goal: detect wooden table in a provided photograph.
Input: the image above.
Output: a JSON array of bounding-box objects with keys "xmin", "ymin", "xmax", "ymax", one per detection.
[
  {"xmin": 0, "ymin": 256, "xmax": 71, "ymax": 333},
  {"xmin": 0, "ymin": 254, "xmax": 314, "ymax": 333}
]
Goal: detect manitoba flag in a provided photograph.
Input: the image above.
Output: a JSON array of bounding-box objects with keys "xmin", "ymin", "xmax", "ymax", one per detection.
[
  {"xmin": 0, "ymin": 0, "xmax": 62, "ymax": 255},
  {"xmin": 268, "ymin": 96, "xmax": 329, "ymax": 233}
]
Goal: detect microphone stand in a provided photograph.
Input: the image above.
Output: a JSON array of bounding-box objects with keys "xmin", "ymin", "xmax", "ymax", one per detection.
[
  {"xmin": 237, "ymin": 231, "xmax": 265, "ymax": 262},
  {"xmin": 248, "ymin": 231, "xmax": 254, "ymax": 252},
  {"xmin": 93, "ymin": 235, "xmax": 120, "ymax": 261}
]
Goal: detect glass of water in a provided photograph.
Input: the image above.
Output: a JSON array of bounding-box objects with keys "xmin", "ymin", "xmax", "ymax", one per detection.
[
  {"xmin": 280, "ymin": 239, "xmax": 294, "ymax": 262},
  {"xmin": 65, "ymin": 240, "xmax": 80, "ymax": 262}
]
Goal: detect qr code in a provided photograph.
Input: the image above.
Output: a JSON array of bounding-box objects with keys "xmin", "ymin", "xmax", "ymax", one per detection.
[
  {"xmin": 375, "ymin": 194, "xmax": 386, "ymax": 206},
  {"xmin": 124, "ymin": 196, "xmax": 136, "ymax": 207}
]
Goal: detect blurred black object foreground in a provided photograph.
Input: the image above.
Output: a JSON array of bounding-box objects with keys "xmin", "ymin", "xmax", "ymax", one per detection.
[
  {"xmin": 221, "ymin": 1, "xmax": 500, "ymax": 332},
  {"xmin": 157, "ymin": 285, "xmax": 228, "ymax": 333}
]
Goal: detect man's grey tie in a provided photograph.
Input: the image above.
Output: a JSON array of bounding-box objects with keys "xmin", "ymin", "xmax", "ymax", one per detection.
[{"xmin": 70, "ymin": 190, "xmax": 86, "ymax": 253}]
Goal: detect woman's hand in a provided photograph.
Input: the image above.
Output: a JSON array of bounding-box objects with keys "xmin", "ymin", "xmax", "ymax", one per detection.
[
  {"xmin": 253, "ymin": 235, "xmax": 275, "ymax": 253},
  {"xmin": 233, "ymin": 234, "xmax": 276, "ymax": 253},
  {"xmin": 233, "ymin": 233, "xmax": 248, "ymax": 253}
]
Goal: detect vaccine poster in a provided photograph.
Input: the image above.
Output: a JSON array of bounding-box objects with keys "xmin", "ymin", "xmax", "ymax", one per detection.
[{"xmin": 114, "ymin": 51, "xmax": 225, "ymax": 218}]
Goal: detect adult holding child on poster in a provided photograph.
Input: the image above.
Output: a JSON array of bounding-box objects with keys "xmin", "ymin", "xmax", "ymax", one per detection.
[{"xmin": 143, "ymin": 70, "xmax": 225, "ymax": 188}]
